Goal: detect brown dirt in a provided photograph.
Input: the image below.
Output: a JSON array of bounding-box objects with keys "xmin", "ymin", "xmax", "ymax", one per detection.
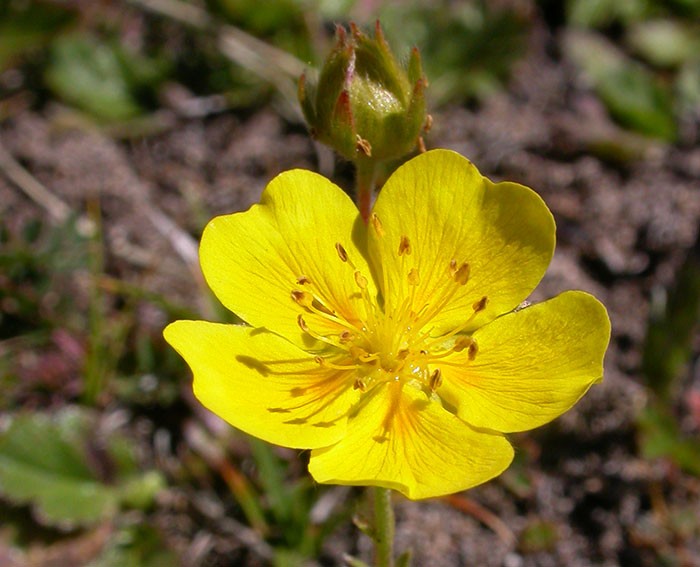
[{"xmin": 1, "ymin": 16, "xmax": 699, "ymax": 567}]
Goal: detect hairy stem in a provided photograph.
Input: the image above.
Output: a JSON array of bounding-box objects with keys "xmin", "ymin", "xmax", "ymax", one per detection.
[{"xmin": 373, "ymin": 487, "xmax": 395, "ymax": 567}]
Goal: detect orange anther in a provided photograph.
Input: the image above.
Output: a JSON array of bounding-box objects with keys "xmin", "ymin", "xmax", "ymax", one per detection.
[
  {"xmin": 398, "ymin": 235, "xmax": 411, "ymax": 256},
  {"xmin": 429, "ymin": 368, "xmax": 442, "ymax": 390},
  {"xmin": 454, "ymin": 262, "xmax": 470, "ymax": 285},
  {"xmin": 335, "ymin": 242, "xmax": 348, "ymax": 262},
  {"xmin": 472, "ymin": 296, "xmax": 488, "ymax": 312}
]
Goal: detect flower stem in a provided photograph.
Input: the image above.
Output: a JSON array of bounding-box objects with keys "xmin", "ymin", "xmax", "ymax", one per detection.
[
  {"xmin": 356, "ymin": 160, "xmax": 377, "ymax": 223},
  {"xmin": 372, "ymin": 487, "xmax": 395, "ymax": 567}
]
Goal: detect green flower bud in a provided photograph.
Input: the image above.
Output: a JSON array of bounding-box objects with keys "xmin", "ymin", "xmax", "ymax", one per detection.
[{"xmin": 299, "ymin": 22, "xmax": 428, "ymax": 163}]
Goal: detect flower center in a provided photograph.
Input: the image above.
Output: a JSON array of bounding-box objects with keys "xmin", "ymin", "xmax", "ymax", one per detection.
[{"xmin": 290, "ymin": 216, "xmax": 487, "ymax": 397}]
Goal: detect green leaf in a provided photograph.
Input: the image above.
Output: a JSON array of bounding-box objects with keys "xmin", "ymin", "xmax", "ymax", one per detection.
[
  {"xmin": 626, "ymin": 20, "xmax": 700, "ymax": 68},
  {"xmin": 564, "ymin": 30, "xmax": 677, "ymax": 141},
  {"xmin": 566, "ymin": 0, "xmax": 652, "ymax": 28},
  {"xmin": 0, "ymin": 410, "xmax": 117, "ymax": 528},
  {"xmin": 0, "ymin": 408, "xmax": 164, "ymax": 529},
  {"xmin": 677, "ymin": 58, "xmax": 700, "ymax": 111},
  {"xmin": 642, "ymin": 231, "xmax": 700, "ymax": 400},
  {"xmin": 0, "ymin": 1, "xmax": 76, "ymax": 71},
  {"xmin": 378, "ymin": 1, "xmax": 530, "ymax": 104},
  {"xmin": 519, "ymin": 520, "xmax": 559, "ymax": 553},
  {"xmin": 638, "ymin": 405, "xmax": 700, "ymax": 477},
  {"xmin": 44, "ymin": 34, "xmax": 144, "ymax": 122},
  {"xmin": 88, "ymin": 524, "xmax": 177, "ymax": 567}
]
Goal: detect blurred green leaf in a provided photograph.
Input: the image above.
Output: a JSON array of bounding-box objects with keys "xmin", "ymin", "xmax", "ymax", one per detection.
[
  {"xmin": 566, "ymin": 0, "xmax": 653, "ymax": 28},
  {"xmin": 564, "ymin": 30, "xmax": 677, "ymax": 141},
  {"xmin": 206, "ymin": 0, "xmax": 313, "ymax": 61},
  {"xmin": 627, "ymin": 19, "xmax": 700, "ymax": 68},
  {"xmin": 0, "ymin": 0, "xmax": 76, "ymax": 71},
  {"xmin": 88, "ymin": 524, "xmax": 177, "ymax": 567},
  {"xmin": 637, "ymin": 405, "xmax": 700, "ymax": 476},
  {"xmin": 642, "ymin": 230, "xmax": 700, "ymax": 400},
  {"xmin": 676, "ymin": 58, "xmax": 700, "ymax": 110},
  {"xmin": 249, "ymin": 438, "xmax": 295, "ymax": 526},
  {"xmin": 44, "ymin": 34, "xmax": 168, "ymax": 122},
  {"xmin": 0, "ymin": 216, "xmax": 88, "ymax": 340},
  {"xmin": 663, "ymin": 0, "xmax": 700, "ymax": 18},
  {"xmin": 519, "ymin": 520, "xmax": 559, "ymax": 553},
  {"xmin": 378, "ymin": 1, "xmax": 531, "ymax": 104},
  {"xmin": 0, "ymin": 408, "xmax": 164, "ymax": 529}
]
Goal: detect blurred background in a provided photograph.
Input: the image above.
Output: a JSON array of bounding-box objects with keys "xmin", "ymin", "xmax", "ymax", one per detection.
[{"xmin": 1, "ymin": 0, "xmax": 699, "ymax": 565}]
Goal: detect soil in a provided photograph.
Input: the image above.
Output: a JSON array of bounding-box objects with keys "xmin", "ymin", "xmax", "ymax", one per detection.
[{"xmin": 1, "ymin": 13, "xmax": 699, "ymax": 567}]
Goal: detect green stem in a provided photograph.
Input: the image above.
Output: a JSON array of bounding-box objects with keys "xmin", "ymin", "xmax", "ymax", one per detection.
[
  {"xmin": 356, "ymin": 160, "xmax": 377, "ymax": 223},
  {"xmin": 373, "ymin": 487, "xmax": 395, "ymax": 567}
]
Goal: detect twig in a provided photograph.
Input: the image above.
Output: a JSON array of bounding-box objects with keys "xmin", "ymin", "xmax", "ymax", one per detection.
[
  {"xmin": 145, "ymin": 203, "xmax": 199, "ymax": 269},
  {"xmin": 0, "ymin": 142, "xmax": 95, "ymax": 235},
  {"xmin": 444, "ymin": 494, "xmax": 516, "ymax": 547}
]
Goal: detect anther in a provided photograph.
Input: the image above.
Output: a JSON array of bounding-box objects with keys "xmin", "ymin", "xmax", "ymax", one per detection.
[
  {"xmin": 449, "ymin": 259, "xmax": 457, "ymax": 274},
  {"xmin": 297, "ymin": 314, "xmax": 309, "ymax": 333},
  {"xmin": 407, "ymin": 268, "xmax": 420, "ymax": 285},
  {"xmin": 356, "ymin": 135, "xmax": 372, "ymax": 157},
  {"xmin": 429, "ymin": 368, "xmax": 442, "ymax": 391},
  {"xmin": 291, "ymin": 290, "xmax": 313, "ymax": 307},
  {"xmin": 398, "ymin": 235, "xmax": 411, "ymax": 257},
  {"xmin": 371, "ymin": 213, "xmax": 384, "ymax": 236},
  {"xmin": 353, "ymin": 378, "xmax": 366, "ymax": 391},
  {"xmin": 314, "ymin": 356, "xmax": 325, "ymax": 366},
  {"xmin": 296, "ymin": 275, "xmax": 312, "ymax": 285},
  {"xmin": 453, "ymin": 336, "xmax": 474, "ymax": 352},
  {"xmin": 339, "ymin": 330, "xmax": 354, "ymax": 343},
  {"xmin": 472, "ymin": 296, "xmax": 488, "ymax": 312},
  {"xmin": 468, "ymin": 340, "xmax": 478, "ymax": 361},
  {"xmin": 349, "ymin": 345, "xmax": 368, "ymax": 359},
  {"xmin": 335, "ymin": 242, "xmax": 348, "ymax": 262},
  {"xmin": 397, "ymin": 349, "xmax": 409, "ymax": 360},
  {"xmin": 453, "ymin": 262, "xmax": 470, "ymax": 285},
  {"xmin": 354, "ymin": 270, "xmax": 368, "ymax": 289}
]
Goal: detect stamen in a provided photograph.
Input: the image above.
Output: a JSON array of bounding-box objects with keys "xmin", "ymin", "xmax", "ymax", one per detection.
[
  {"xmin": 297, "ymin": 314, "xmax": 342, "ymax": 347},
  {"xmin": 453, "ymin": 262, "xmax": 470, "ymax": 285},
  {"xmin": 408, "ymin": 261, "xmax": 472, "ymax": 333},
  {"xmin": 398, "ymin": 235, "xmax": 411, "ymax": 256},
  {"xmin": 397, "ymin": 349, "xmax": 410, "ymax": 360},
  {"xmin": 453, "ymin": 336, "xmax": 474, "ymax": 352},
  {"xmin": 335, "ymin": 242, "xmax": 348, "ymax": 262},
  {"xmin": 468, "ymin": 340, "xmax": 478, "ymax": 361},
  {"xmin": 354, "ymin": 270, "xmax": 368, "ymax": 289},
  {"xmin": 296, "ymin": 275, "xmax": 312, "ymax": 285},
  {"xmin": 407, "ymin": 268, "xmax": 420, "ymax": 286},
  {"xmin": 349, "ymin": 345, "xmax": 367, "ymax": 359},
  {"xmin": 315, "ymin": 356, "xmax": 361, "ymax": 370},
  {"xmin": 429, "ymin": 368, "xmax": 442, "ymax": 391},
  {"xmin": 472, "ymin": 296, "xmax": 488, "ymax": 312},
  {"xmin": 353, "ymin": 378, "xmax": 366, "ymax": 391},
  {"xmin": 339, "ymin": 330, "xmax": 354, "ymax": 343},
  {"xmin": 371, "ymin": 213, "xmax": 384, "ymax": 236},
  {"xmin": 291, "ymin": 290, "xmax": 313, "ymax": 307}
]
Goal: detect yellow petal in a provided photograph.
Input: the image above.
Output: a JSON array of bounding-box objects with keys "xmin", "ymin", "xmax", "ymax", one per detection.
[
  {"xmin": 368, "ymin": 149, "xmax": 555, "ymax": 334},
  {"xmin": 164, "ymin": 320, "xmax": 361, "ymax": 449},
  {"xmin": 200, "ymin": 169, "xmax": 375, "ymax": 349},
  {"xmin": 308, "ymin": 381, "xmax": 514, "ymax": 500},
  {"xmin": 439, "ymin": 291, "xmax": 611, "ymax": 433}
]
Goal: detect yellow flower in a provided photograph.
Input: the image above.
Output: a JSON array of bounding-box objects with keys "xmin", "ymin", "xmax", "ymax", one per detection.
[{"xmin": 165, "ymin": 149, "xmax": 610, "ymax": 500}]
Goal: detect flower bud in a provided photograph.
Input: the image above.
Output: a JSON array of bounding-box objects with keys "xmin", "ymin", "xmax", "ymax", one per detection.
[{"xmin": 299, "ymin": 21, "xmax": 428, "ymax": 163}]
